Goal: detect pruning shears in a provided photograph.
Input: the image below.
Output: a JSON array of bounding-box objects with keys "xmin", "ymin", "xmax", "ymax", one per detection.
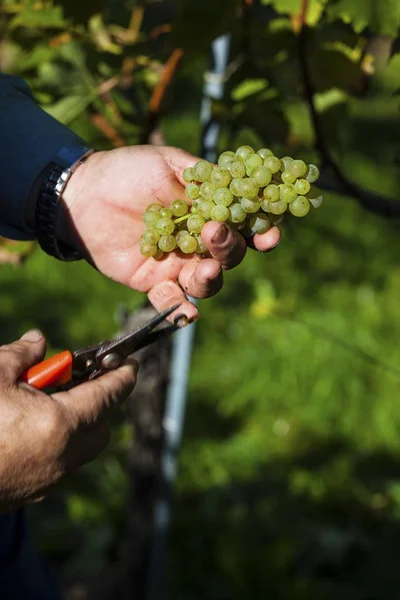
[{"xmin": 21, "ymin": 305, "xmax": 186, "ymax": 391}]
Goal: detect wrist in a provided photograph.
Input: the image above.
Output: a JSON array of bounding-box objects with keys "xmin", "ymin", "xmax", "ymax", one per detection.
[{"xmin": 57, "ymin": 151, "xmax": 104, "ymax": 254}]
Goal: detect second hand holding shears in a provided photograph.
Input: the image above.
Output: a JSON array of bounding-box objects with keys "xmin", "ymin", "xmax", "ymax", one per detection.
[{"xmin": 21, "ymin": 305, "xmax": 187, "ymax": 391}]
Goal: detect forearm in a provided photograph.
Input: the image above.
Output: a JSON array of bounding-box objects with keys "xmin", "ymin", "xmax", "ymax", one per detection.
[{"xmin": 0, "ymin": 74, "xmax": 91, "ymax": 240}]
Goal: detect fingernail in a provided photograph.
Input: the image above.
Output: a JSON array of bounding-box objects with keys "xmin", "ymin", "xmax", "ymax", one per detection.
[
  {"xmin": 212, "ymin": 224, "xmax": 229, "ymax": 245},
  {"xmin": 121, "ymin": 357, "xmax": 139, "ymax": 374},
  {"xmin": 20, "ymin": 329, "xmax": 43, "ymax": 342}
]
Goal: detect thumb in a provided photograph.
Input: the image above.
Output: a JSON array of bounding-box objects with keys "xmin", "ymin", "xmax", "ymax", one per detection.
[
  {"xmin": 53, "ymin": 358, "xmax": 138, "ymax": 425},
  {"xmin": 0, "ymin": 330, "xmax": 46, "ymax": 384}
]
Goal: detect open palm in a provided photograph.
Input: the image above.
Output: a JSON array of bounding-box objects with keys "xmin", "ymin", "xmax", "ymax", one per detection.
[{"xmin": 62, "ymin": 145, "xmax": 281, "ymax": 320}]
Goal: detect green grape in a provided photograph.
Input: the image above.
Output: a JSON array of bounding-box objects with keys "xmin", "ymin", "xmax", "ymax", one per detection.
[
  {"xmin": 179, "ymin": 235, "xmax": 198, "ymax": 254},
  {"xmin": 193, "ymin": 160, "xmax": 213, "ymax": 182},
  {"xmin": 279, "ymin": 184, "xmax": 297, "ymax": 204},
  {"xmin": 305, "ymin": 164, "xmax": 320, "ymax": 183},
  {"xmin": 249, "ymin": 212, "xmax": 271, "ymax": 234},
  {"xmin": 143, "ymin": 212, "xmax": 160, "ymax": 227},
  {"xmin": 156, "ymin": 217, "xmax": 175, "ymax": 235},
  {"xmin": 264, "ymin": 156, "xmax": 281, "ymax": 173},
  {"xmin": 268, "ymin": 199, "xmax": 288, "ymax": 215},
  {"xmin": 281, "ymin": 170, "xmax": 296, "ymax": 184},
  {"xmin": 294, "ymin": 179, "xmax": 310, "ymax": 195},
  {"xmin": 218, "ymin": 151, "xmax": 236, "ymax": 167},
  {"xmin": 146, "ymin": 203, "xmax": 162, "ymax": 213},
  {"xmin": 289, "ymin": 196, "xmax": 310, "ymax": 216},
  {"xmin": 195, "ymin": 235, "xmax": 207, "ymax": 254},
  {"xmin": 290, "ymin": 159, "xmax": 307, "ymax": 178},
  {"xmin": 240, "ymin": 197, "xmax": 261, "ymax": 213},
  {"xmin": 160, "ymin": 207, "xmax": 173, "ymax": 219},
  {"xmin": 214, "ymin": 187, "xmax": 233, "ymax": 206},
  {"xmin": 245, "ymin": 154, "xmax": 263, "ymax": 173},
  {"xmin": 200, "ymin": 181, "xmax": 216, "ymax": 201},
  {"xmin": 229, "ymin": 178, "xmax": 242, "ymax": 196},
  {"xmin": 158, "ymin": 235, "xmax": 177, "ymax": 252},
  {"xmin": 308, "ymin": 195, "xmax": 324, "ymax": 209},
  {"xmin": 187, "ymin": 214, "xmax": 205, "ymax": 234},
  {"xmin": 185, "ymin": 183, "xmax": 201, "ymax": 200},
  {"xmin": 251, "ymin": 166, "xmax": 272, "ymax": 187},
  {"xmin": 229, "ymin": 161, "xmax": 246, "ymax": 178},
  {"xmin": 211, "ymin": 167, "xmax": 231, "ymax": 188},
  {"xmin": 308, "ymin": 186, "xmax": 324, "ymax": 208},
  {"xmin": 229, "ymin": 203, "xmax": 246, "ymax": 223},
  {"xmin": 171, "ymin": 199, "xmax": 188, "ymax": 217},
  {"xmin": 198, "ymin": 200, "xmax": 214, "ymax": 219},
  {"xmin": 175, "ymin": 229, "xmax": 190, "ymax": 244},
  {"xmin": 257, "ymin": 148, "xmax": 274, "ymax": 159},
  {"xmin": 264, "ymin": 184, "xmax": 280, "ymax": 203},
  {"xmin": 153, "ymin": 248, "xmax": 164, "ymax": 260},
  {"xmin": 235, "ymin": 145, "xmax": 254, "ymax": 161},
  {"xmin": 139, "ymin": 240, "xmax": 157, "ymax": 257},
  {"xmin": 211, "ymin": 204, "xmax": 230, "ymax": 222},
  {"xmin": 142, "ymin": 228, "xmax": 160, "ymax": 245},
  {"xmin": 183, "ymin": 167, "xmax": 194, "ymax": 183},
  {"xmin": 239, "ymin": 178, "xmax": 259, "ymax": 199},
  {"xmin": 260, "ymin": 199, "xmax": 271, "ymax": 212},
  {"xmin": 280, "ymin": 156, "xmax": 293, "ymax": 170}
]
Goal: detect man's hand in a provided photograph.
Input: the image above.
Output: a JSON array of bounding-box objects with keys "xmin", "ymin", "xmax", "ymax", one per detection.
[
  {"xmin": 61, "ymin": 146, "xmax": 281, "ymax": 321},
  {"xmin": 0, "ymin": 330, "xmax": 137, "ymax": 512}
]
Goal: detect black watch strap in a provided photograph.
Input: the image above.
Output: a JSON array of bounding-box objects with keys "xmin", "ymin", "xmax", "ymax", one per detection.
[
  {"xmin": 34, "ymin": 150, "xmax": 93, "ymax": 261},
  {"xmin": 35, "ymin": 164, "xmax": 82, "ymax": 261}
]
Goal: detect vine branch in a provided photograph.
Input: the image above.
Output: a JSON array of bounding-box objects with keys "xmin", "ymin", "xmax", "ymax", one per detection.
[
  {"xmin": 140, "ymin": 48, "xmax": 184, "ymax": 144},
  {"xmin": 296, "ymin": 0, "xmax": 400, "ymax": 218}
]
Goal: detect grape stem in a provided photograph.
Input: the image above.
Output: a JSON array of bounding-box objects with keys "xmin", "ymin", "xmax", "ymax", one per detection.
[{"xmin": 174, "ymin": 214, "xmax": 191, "ymax": 224}]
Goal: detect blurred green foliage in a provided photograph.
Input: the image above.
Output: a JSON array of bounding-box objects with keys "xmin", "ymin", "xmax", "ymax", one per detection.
[{"xmin": 1, "ymin": 0, "xmax": 400, "ymax": 597}]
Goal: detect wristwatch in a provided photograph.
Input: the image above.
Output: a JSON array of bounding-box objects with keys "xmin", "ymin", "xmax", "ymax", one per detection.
[{"xmin": 34, "ymin": 144, "xmax": 94, "ymax": 261}]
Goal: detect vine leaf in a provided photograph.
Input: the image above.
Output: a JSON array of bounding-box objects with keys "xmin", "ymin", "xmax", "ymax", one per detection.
[
  {"xmin": 261, "ymin": 0, "xmax": 327, "ymax": 26},
  {"xmin": 9, "ymin": 5, "xmax": 66, "ymax": 30},
  {"xmin": 327, "ymin": 0, "xmax": 400, "ymax": 36}
]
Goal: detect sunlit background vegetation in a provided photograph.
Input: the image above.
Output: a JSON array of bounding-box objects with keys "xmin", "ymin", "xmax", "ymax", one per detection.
[{"xmin": 1, "ymin": 0, "xmax": 400, "ymax": 598}]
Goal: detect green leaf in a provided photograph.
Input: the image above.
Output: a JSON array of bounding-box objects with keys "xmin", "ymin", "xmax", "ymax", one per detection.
[
  {"xmin": 231, "ymin": 79, "xmax": 268, "ymax": 102},
  {"xmin": 44, "ymin": 93, "xmax": 96, "ymax": 125},
  {"xmin": 327, "ymin": 0, "xmax": 400, "ymax": 36},
  {"xmin": 261, "ymin": 0, "xmax": 328, "ymax": 26},
  {"xmin": 172, "ymin": 0, "xmax": 238, "ymax": 53},
  {"xmin": 9, "ymin": 5, "xmax": 67, "ymax": 30},
  {"xmin": 15, "ymin": 45, "xmax": 57, "ymax": 73}
]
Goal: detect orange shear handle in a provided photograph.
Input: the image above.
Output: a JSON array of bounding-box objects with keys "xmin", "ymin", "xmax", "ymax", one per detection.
[{"xmin": 21, "ymin": 351, "xmax": 73, "ymax": 390}]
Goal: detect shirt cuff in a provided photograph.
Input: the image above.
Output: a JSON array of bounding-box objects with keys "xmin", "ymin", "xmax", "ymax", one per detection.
[{"xmin": 0, "ymin": 76, "xmax": 91, "ymax": 240}]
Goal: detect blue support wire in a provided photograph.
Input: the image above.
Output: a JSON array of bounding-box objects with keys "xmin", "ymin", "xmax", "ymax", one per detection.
[{"xmin": 145, "ymin": 33, "xmax": 231, "ymax": 600}]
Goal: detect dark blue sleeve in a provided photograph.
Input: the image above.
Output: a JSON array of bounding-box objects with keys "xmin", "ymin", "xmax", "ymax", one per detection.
[
  {"xmin": 0, "ymin": 510, "xmax": 62, "ymax": 600},
  {"xmin": 0, "ymin": 74, "xmax": 91, "ymax": 241}
]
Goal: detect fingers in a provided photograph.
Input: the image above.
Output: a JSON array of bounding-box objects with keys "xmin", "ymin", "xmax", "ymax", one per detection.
[
  {"xmin": 157, "ymin": 146, "xmax": 201, "ymax": 187},
  {"xmin": 201, "ymin": 221, "xmax": 247, "ymax": 270},
  {"xmin": 178, "ymin": 258, "xmax": 223, "ymax": 299},
  {"xmin": 148, "ymin": 279, "xmax": 199, "ymax": 321},
  {"xmin": 246, "ymin": 226, "xmax": 281, "ymax": 252},
  {"xmin": 53, "ymin": 358, "xmax": 138, "ymax": 426},
  {"xmin": 0, "ymin": 330, "xmax": 46, "ymax": 384}
]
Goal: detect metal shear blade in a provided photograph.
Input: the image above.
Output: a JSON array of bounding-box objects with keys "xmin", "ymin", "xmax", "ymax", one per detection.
[{"xmin": 72, "ymin": 304, "xmax": 183, "ymax": 381}]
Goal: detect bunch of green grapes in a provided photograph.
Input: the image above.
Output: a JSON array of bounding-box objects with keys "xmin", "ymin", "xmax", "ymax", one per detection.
[{"xmin": 139, "ymin": 145, "xmax": 323, "ymax": 258}]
